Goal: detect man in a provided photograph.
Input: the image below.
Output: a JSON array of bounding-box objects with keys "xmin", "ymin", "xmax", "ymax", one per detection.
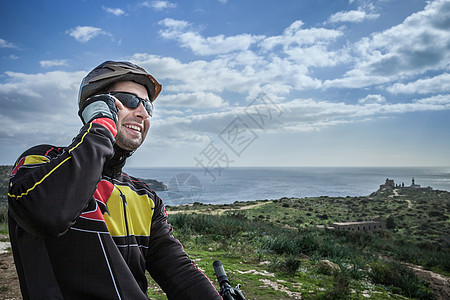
[{"xmin": 8, "ymin": 61, "xmax": 221, "ymax": 299}]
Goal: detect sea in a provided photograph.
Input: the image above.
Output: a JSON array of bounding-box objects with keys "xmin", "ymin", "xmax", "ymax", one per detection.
[{"xmin": 124, "ymin": 167, "xmax": 450, "ymax": 207}]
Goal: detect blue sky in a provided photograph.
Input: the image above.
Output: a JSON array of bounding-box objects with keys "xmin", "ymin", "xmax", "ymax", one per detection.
[{"xmin": 0, "ymin": 0, "xmax": 449, "ymax": 168}]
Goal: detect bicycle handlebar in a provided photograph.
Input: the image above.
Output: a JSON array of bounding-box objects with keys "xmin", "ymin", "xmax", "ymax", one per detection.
[{"xmin": 213, "ymin": 260, "xmax": 246, "ymax": 300}]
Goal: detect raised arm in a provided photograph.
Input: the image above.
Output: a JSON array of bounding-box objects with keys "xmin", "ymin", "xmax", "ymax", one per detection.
[{"xmin": 8, "ymin": 118, "xmax": 116, "ymax": 238}]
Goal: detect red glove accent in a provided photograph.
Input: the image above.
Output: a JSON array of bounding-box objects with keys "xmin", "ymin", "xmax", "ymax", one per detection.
[{"xmin": 92, "ymin": 118, "xmax": 118, "ymax": 137}]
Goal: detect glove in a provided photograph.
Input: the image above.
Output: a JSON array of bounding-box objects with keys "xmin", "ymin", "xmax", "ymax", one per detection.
[{"xmin": 78, "ymin": 94, "xmax": 119, "ymax": 124}]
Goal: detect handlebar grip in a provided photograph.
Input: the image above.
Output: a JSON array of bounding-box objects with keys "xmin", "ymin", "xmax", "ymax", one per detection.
[{"xmin": 213, "ymin": 260, "xmax": 230, "ymax": 286}]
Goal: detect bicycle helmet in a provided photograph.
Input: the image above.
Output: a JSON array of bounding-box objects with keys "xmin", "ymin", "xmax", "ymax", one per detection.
[{"xmin": 78, "ymin": 61, "xmax": 162, "ymax": 108}]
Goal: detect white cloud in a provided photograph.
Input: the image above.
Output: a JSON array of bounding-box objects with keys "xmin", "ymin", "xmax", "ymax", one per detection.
[
  {"xmin": 141, "ymin": 3, "xmax": 450, "ymax": 115},
  {"xmin": 323, "ymin": 70, "xmax": 387, "ymax": 89},
  {"xmin": 6, "ymin": 55, "xmax": 19, "ymax": 60},
  {"xmin": 388, "ymin": 73, "xmax": 450, "ymax": 94},
  {"xmin": 130, "ymin": 53, "xmax": 261, "ymax": 94},
  {"xmin": 0, "ymin": 38, "xmax": 18, "ymax": 48},
  {"xmin": 259, "ymin": 20, "xmax": 347, "ymax": 68},
  {"xmin": 39, "ymin": 59, "xmax": 69, "ymax": 68},
  {"xmin": 414, "ymin": 94, "xmax": 450, "ymax": 106},
  {"xmin": 159, "ymin": 92, "xmax": 227, "ymax": 108},
  {"xmin": 350, "ymin": 0, "xmax": 377, "ymax": 12},
  {"xmin": 328, "ymin": 10, "xmax": 379, "ymax": 23},
  {"xmin": 102, "ymin": 6, "xmax": 126, "ymax": 16},
  {"xmin": 66, "ymin": 26, "xmax": 111, "ymax": 43},
  {"xmin": 130, "ymin": 49, "xmax": 324, "ymax": 101},
  {"xmin": 324, "ymin": 0, "xmax": 450, "ymax": 89},
  {"xmin": 159, "ymin": 18, "xmax": 265, "ymax": 55},
  {"xmin": 358, "ymin": 94, "xmax": 386, "ymax": 104},
  {"xmin": 142, "ymin": 1, "xmax": 176, "ymax": 11},
  {"xmin": 0, "ymin": 70, "xmax": 86, "ymax": 147},
  {"xmin": 154, "ymin": 18, "xmax": 341, "ymax": 93},
  {"xmin": 261, "ymin": 20, "xmax": 342, "ymax": 50},
  {"xmin": 284, "ymin": 44, "xmax": 349, "ymax": 67},
  {"xmin": 0, "ymin": 71, "xmax": 84, "ymax": 102},
  {"xmin": 272, "ymin": 94, "xmax": 450, "ymax": 133},
  {"xmin": 148, "ymin": 93, "xmax": 450, "ymax": 148},
  {"xmin": 158, "ymin": 18, "xmax": 189, "ymax": 32},
  {"xmin": 1, "ymin": 63, "xmax": 449, "ymax": 157}
]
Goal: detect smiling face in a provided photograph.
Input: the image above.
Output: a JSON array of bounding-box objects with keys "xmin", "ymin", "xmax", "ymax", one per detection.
[{"xmin": 108, "ymin": 81, "xmax": 151, "ymax": 151}]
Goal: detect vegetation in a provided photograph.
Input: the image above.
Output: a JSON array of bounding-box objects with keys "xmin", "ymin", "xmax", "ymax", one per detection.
[
  {"xmin": 160, "ymin": 187, "xmax": 449, "ymax": 299},
  {"xmin": 0, "ymin": 166, "xmax": 11, "ymax": 205},
  {"xmin": 0, "ymin": 166, "xmax": 11, "ymax": 235},
  {"xmin": 149, "ymin": 212, "xmax": 438, "ymax": 299}
]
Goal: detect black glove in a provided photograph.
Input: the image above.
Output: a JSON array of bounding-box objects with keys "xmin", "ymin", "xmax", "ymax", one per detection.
[{"xmin": 78, "ymin": 94, "xmax": 119, "ymax": 124}]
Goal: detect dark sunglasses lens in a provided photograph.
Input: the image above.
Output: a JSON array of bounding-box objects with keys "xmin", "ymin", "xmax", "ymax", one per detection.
[
  {"xmin": 112, "ymin": 93, "xmax": 153, "ymax": 116},
  {"xmin": 118, "ymin": 94, "xmax": 139, "ymax": 108},
  {"xmin": 143, "ymin": 102, "xmax": 153, "ymax": 116}
]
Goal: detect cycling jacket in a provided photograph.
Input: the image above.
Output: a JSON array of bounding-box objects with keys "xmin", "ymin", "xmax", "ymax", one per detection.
[{"xmin": 8, "ymin": 118, "xmax": 221, "ymax": 299}]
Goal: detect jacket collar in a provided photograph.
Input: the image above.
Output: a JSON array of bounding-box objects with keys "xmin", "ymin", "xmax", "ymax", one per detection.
[{"xmin": 103, "ymin": 144, "xmax": 133, "ymax": 178}]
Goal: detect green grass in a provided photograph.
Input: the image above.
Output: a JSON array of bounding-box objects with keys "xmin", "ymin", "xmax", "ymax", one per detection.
[
  {"xmin": 162, "ymin": 212, "xmax": 439, "ymax": 299},
  {"xmin": 158, "ymin": 188, "xmax": 449, "ymax": 298},
  {"xmin": 0, "ymin": 205, "xmax": 7, "ymax": 235}
]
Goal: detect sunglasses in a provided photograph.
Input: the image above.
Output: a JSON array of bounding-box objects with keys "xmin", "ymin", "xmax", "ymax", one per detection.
[{"xmin": 108, "ymin": 92, "xmax": 154, "ymax": 117}]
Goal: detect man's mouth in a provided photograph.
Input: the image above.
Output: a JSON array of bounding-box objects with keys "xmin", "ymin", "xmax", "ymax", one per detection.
[{"xmin": 124, "ymin": 124, "xmax": 142, "ymax": 132}]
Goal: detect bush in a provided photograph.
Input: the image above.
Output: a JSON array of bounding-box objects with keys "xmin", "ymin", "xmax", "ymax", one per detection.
[
  {"xmin": 0, "ymin": 206, "xmax": 7, "ymax": 223},
  {"xmin": 323, "ymin": 272, "xmax": 351, "ymax": 299},
  {"xmin": 386, "ymin": 215, "xmax": 396, "ymax": 229},
  {"xmin": 264, "ymin": 233, "xmax": 301, "ymax": 255},
  {"xmin": 168, "ymin": 213, "xmax": 276, "ymax": 238},
  {"xmin": 168, "ymin": 214, "xmax": 244, "ymax": 237},
  {"xmin": 263, "ymin": 228, "xmax": 364, "ymax": 264},
  {"xmin": 369, "ymin": 260, "xmax": 435, "ymax": 299},
  {"xmin": 269, "ymin": 255, "xmax": 301, "ymax": 275}
]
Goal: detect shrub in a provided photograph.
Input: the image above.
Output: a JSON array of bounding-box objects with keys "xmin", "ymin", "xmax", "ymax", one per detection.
[
  {"xmin": 428, "ymin": 211, "xmax": 443, "ymax": 218},
  {"xmin": 369, "ymin": 260, "xmax": 435, "ymax": 299},
  {"xmin": 269, "ymin": 255, "xmax": 301, "ymax": 275},
  {"xmin": 317, "ymin": 214, "xmax": 328, "ymax": 220},
  {"xmin": 386, "ymin": 215, "xmax": 396, "ymax": 229},
  {"xmin": 0, "ymin": 206, "xmax": 7, "ymax": 223},
  {"xmin": 168, "ymin": 213, "xmax": 276, "ymax": 238},
  {"xmin": 323, "ymin": 272, "xmax": 351, "ymax": 299}
]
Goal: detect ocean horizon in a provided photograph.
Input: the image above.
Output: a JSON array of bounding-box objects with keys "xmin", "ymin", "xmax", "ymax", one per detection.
[{"xmin": 124, "ymin": 166, "xmax": 450, "ymax": 207}]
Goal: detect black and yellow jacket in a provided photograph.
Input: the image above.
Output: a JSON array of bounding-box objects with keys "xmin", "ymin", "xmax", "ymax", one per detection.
[{"xmin": 8, "ymin": 118, "xmax": 220, "ymax": 299}]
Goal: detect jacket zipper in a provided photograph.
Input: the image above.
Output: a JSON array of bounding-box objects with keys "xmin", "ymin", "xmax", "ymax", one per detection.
[{"xmin": 117, "ymin": 186, "xmax": 131, "ymax": 264}]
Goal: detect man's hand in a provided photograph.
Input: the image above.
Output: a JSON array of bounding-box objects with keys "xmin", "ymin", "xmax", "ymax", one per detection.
[{"xmin": 78, "ymin": 94, "xmax": 122, "ymax": 124}]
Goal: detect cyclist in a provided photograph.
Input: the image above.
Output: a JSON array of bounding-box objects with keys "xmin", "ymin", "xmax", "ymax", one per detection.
[{"xmin": 8, "ymin": 61, "xmax": 221, "ymax": 299}]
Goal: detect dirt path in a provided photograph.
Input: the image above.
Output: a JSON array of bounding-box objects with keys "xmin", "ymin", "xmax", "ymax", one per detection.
[
  {"xmin": 167, "ymin": 201, "xmax": 271, "ymax": 215},
  {"xmin": 405, "ymin": 263, "xmax": 450, "ymax": 300},
  {"xmin": 390, "ymin": 189, "xmax": 412, "ymax": 209},
  {"xmin": 405, "ymin": 199, "xmax": 412, "ymax": 208},
  {"xmin": 0, "ymin": 251, "xmax": 21, "ymax": 299}
]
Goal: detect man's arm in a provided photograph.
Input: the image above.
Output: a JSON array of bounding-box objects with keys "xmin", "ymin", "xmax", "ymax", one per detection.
[
  {"xmin": 146, "ymin": 198, "xmax": 221, "ymax": 300},
  {"xmin": 8, "ymin": 119, "xmax": 116, "ymax": 238}
]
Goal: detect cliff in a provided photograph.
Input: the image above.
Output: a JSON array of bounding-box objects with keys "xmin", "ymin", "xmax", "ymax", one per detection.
[{"xmin": 136, "ymin": 178, "xmax": 168, "ymax": 191}]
